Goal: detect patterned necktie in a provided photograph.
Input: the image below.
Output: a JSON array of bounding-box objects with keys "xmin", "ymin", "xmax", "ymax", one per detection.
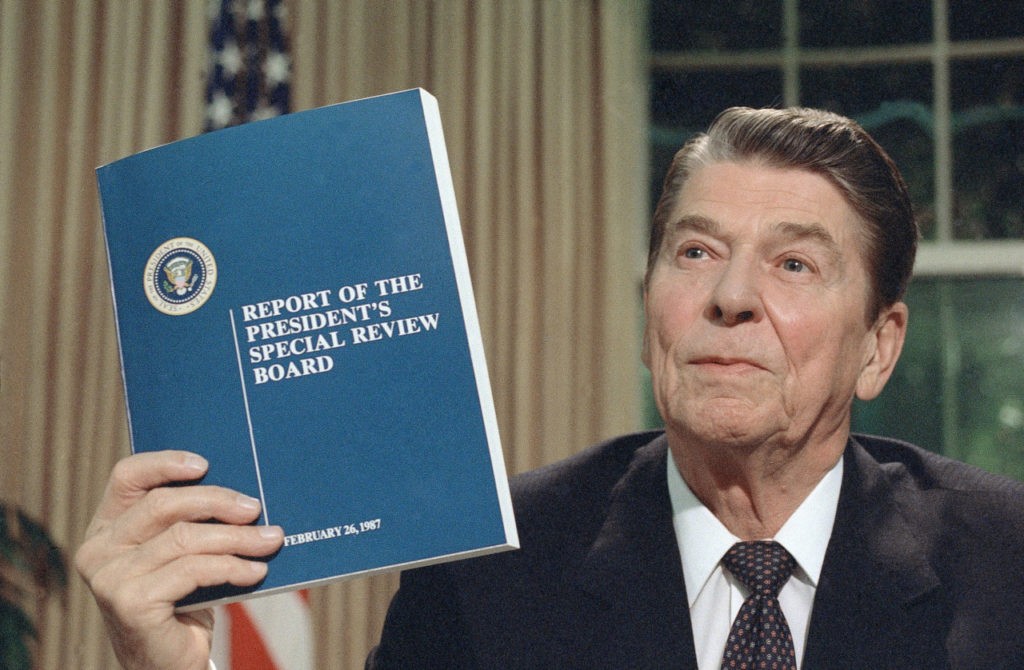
[{"xmin": 720, "ymin": 540, "xmax": 798, "ymax": 670}]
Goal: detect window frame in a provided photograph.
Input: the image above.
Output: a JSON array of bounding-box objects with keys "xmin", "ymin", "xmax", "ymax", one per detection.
[{"xmin": 650, "ymin": 0, "xmax": 1024, "ymax": 254}]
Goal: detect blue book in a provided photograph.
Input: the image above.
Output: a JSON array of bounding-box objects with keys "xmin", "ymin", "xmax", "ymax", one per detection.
[{"xmin": 97, "ymin": 89, "xmax": 519, "ymax": 609}]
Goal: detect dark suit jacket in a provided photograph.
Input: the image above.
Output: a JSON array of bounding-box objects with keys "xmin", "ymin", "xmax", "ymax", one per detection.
[{"xmin": 367, "ymin": 431, "xmax": 1024, "ymax": 669}]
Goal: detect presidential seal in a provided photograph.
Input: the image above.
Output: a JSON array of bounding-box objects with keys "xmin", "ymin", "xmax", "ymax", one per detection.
[{"xmin": 143, "ymin": 237, "xmax": 217, "ymax": 315}]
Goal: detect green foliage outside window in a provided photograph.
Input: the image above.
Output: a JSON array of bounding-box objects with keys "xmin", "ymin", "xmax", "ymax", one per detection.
[{"xmin": 853, "ymin": 278, "xmax": 1024, "ymax": 480}]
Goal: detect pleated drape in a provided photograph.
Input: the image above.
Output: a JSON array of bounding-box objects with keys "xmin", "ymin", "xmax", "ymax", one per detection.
[{"xmin": 0, "ymin": 1, "xmax": 648, "ymax": 667}]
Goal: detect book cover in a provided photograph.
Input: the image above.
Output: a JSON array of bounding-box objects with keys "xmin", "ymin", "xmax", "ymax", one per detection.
[{"xmin": 96, "ymin": 88, "xmax": 518, "ymax": 609}]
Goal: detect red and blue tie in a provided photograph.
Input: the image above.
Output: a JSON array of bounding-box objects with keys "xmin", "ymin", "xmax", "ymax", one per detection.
[{"xmin": 720, "ymin": 541, "xmax": 798, "ymax": 670}]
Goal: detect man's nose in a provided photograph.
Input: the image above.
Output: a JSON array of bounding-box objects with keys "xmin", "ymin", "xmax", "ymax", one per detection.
[{"xmin": 707, "ymin": 259, "xmax": 763, "ymax": 326}]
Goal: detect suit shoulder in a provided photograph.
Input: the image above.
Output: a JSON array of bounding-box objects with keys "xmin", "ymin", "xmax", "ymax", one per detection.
[
  {"xmin": 509, "ymin": 430, "xmax": 665, "ymax": 512},
  {"xmin": 498, "ymin": 430, "xmax": 665, "ymax": 559},
  {"xmin": 852, "ymin": 433, "xmax": 1024, "ymax": 512}
]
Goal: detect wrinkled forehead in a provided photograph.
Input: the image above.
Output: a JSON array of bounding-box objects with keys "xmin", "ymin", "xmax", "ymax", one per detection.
[{"xmin": 671, "ymin": 161, "xmax": 867, "ymax": 241}]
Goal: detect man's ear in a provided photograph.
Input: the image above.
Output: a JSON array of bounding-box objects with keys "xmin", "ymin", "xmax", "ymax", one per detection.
[{"xmin": 856, "ymin": 301, "xmax": 908, "ymax": 401}]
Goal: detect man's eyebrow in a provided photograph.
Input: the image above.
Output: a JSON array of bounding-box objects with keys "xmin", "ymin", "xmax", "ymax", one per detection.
[
  {"xmin": 772, "ymin": 221, "xmax": 843, "ymax": 260},
  {"xmin": 668, "ymin": 214, "xmax": 721, "ymax": 237}
]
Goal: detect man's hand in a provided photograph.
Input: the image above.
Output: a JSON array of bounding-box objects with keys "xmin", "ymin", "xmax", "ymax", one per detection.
[{"xmin": 75, "ymin": 451, "xmax": 285, "ymax": 670}]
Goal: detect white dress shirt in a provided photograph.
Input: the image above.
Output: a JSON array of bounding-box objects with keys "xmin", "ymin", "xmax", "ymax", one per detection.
[{"xmin": 667, "ymin": 449, "xmax": 843, "ymax": 670}]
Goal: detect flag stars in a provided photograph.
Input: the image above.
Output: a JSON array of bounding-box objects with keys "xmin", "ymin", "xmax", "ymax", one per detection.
[
  {"xmin": 250, "ymin": 104, "xmax": 281, "ymax": 122},
  {"xmin": 247, "ymin": 0, "xmax": 266, "ymax": 21},
  {"xmin": 263, "ymin": 51, "xmax": 291, "ymax": 86},
  {"xmin": 217, "ymin": 39, "xmax": 242, "ymax": 76},
  {"xmin": 272, "ymin": 1, "xmax": 287, "ymax": 22},
  {"xmin": 205, "ymin": 0, "xmax": 289, "ymax": 131},
  {"xmin": 206, "ymin": 91, "xmax": 235, "ymax": 129}
]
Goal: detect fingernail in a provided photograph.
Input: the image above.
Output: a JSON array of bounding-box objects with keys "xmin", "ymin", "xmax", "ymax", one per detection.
[
  {"xmin": 182, "ymin": 453, "xmax": 208, "ymax": 472},
  {"xmin": 237, "ymin": 494, "xmax": 261, "ymax": 511},
  {"xmin": 259, "ymin": 525, "xmax": 283, "ymax": 539}
]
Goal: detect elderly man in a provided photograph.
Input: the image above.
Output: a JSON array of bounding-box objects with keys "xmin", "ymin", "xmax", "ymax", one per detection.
[{"xmin": 78, "ymin": 107, "xmax": 1024, "ymax": 669}]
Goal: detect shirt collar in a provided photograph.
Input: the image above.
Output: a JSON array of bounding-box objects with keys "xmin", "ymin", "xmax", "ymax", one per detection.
[{"xmin": 667, "ymin": 447, "xmax": 843, "ymax": 607}]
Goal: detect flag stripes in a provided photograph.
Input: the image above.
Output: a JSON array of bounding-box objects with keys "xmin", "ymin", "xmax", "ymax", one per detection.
[{"xmin": 212, "ymin": 591, "xmax": 315, "ymax": 669}]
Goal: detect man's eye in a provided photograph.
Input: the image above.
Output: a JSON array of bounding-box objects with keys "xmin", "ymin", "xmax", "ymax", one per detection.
[
  {"xmin": 682, "ymin": 247, "xmax": 707, "ymax": 260},
  {"xmin": 782, "ymin": 258, "xmax": 807, "ymax": 272}
]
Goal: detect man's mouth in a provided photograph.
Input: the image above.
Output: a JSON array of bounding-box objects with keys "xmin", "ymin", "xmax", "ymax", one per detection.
[{"xmin": 688, "ymin": 356, "xmax": 765, "ymax": 371}]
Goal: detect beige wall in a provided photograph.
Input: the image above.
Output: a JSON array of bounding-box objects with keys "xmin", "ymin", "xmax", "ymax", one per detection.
[{"xmin": 0, "ymin": 1, "xmax": 649, "ymax": 667}]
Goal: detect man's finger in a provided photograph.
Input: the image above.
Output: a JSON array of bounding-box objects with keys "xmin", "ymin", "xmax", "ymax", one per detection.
[
  {"xmin": 127, "ymin": 522, "xmax": 284, "ymax": 579},
  {"xmin": 113, "ymin": 485, "xmax": 265, "ymax": 547},
  {"xmin": 94, "ymin": 451, "xmax": 209, "ymax": 522},
  {"xmin": 93, "ymin": 552, "xmax": 273, "ymax": 622}
]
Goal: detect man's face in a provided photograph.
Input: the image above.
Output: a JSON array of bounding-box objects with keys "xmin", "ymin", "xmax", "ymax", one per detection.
[{"xmin": 642, "ymin": 160, "xmax": 906, "ymax": 452}]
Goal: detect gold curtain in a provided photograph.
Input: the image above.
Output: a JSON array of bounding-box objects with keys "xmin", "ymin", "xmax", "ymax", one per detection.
[{"xmin": 0, "ymin": 1, "xmax": 648, "ymax": 667}]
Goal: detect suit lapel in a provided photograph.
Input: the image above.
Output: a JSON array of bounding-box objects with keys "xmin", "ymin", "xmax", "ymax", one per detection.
[
  {"xmin": 570, "ymin": 434, "xmax": 699, "ymax": 668},
  {"xmin": 556, "ymin": 434, "xmax": 955, "ymax": 668},
  {"xmin": 804, "ymin": 439, "xmax": 951, "ymax": 669}
]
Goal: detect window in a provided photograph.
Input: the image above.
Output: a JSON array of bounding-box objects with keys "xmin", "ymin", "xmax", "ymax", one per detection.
[{"xmin": 648, "ymin": 0, "xmax": 1024, "ymax": 478}]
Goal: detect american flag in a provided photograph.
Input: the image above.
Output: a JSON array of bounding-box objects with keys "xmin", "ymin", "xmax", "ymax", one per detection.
[
  {"xmin": 211, "ymin": 591, "xmax": 315, "ymax": 669},
  {"xmin": 205, "ymin": 0, "xmax": 291, "ymax": 131},
  {"xmin": 204, "ymin": 2, "xmax": 312, "ymax": 668}
]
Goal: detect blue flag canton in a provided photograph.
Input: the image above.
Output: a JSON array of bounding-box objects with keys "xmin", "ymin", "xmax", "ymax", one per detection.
[{"xmin": 205, "ymin": 0, "xmax": 291, "ymax": 132}]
